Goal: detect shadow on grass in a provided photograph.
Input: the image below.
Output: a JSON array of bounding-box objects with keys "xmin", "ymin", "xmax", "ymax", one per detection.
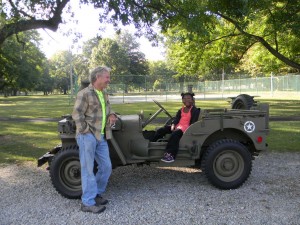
[{"xmin": 0, "ymin": 121, "xmax": 60, "ymax": 164}]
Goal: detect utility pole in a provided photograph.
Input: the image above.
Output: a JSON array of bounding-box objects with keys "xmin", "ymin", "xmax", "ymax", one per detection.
[
  {"xmin": 69, "ymin": 49, "xmax": 73, "ymax": 98},
  {"xmin": 271, "ymin": 72, "xmax": 273, "ymax": 97},
  {"xmin": 222, "ymin": 67, "xmax": 225, "ymax": 98}
]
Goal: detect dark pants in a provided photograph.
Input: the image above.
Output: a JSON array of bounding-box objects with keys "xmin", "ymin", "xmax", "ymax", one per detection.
[{"xmin": 151, "ymin": 125, "xmax": 183, "ymax": 157}]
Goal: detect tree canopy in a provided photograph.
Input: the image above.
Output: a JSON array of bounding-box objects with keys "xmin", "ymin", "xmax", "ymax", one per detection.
[
  {"xmin": 91, "ymin": 0, "xmax": 299, "ymax": 72},
  {"xmin": 1, "ymin": 0, "xmax": 299, "ymax": 91},
  {"xmin": 0, "ymin": 30, "xmax": 46, "ymax": 95},
  {"xmin": 0, "ymin": 0, "xmax": 70, "ymax": 45},
  {"xmin": 2, "ymin": 1, "xmax": 299, "ymax": 69}
]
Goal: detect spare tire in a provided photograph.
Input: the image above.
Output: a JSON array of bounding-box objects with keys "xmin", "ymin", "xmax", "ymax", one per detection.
[{"xmin": 231, "ymin": 94, "xmax": 255, "ymax": 110}]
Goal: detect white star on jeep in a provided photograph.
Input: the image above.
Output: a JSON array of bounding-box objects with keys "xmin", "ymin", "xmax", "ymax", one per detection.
[{"xmin": 244, "ymin": 121, "xmax": 255, "ymax": 133}]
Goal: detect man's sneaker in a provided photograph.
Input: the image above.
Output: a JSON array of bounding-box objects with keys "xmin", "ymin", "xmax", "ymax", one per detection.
[
  {"xmin": 81, "ymin": 204, "xmax": 106, "ymax": 213},
  {"xmin": 161, "ymin": 153, "xmax": 175, "ymax": 163},
  {"xmin": 95, "ymin": 195, "xmax": 109, "ymax": 205}
]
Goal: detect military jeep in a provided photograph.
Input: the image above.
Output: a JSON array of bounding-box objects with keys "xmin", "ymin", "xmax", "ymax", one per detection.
[{"xmin": 38, "ymin": 94, "xmax": 269, "ymax": 199}]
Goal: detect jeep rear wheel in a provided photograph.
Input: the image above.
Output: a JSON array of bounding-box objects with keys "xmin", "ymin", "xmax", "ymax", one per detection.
[
  {"xmin": 202, "ymin": 139, "xmax": 252, "ymax": 189},
  {"xmin": 50, "ymin": 145, "xmax": 82, "ymax": 199}
]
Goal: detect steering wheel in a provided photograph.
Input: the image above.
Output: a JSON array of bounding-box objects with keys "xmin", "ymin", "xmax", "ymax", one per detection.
[{"xmin": 153, "ymin": 100, "xmax": 173, "ymax": 119}]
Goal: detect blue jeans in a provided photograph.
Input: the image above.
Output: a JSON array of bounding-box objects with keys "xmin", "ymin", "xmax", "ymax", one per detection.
[{"xmin": 76, "ymin": 133, "xmax": 112, "ymax": 206}]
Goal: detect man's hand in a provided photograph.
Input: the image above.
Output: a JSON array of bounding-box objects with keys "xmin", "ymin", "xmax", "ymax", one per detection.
[{"xmin": 108, "ymin": 114, "xmax": 118, "ymax": 126}]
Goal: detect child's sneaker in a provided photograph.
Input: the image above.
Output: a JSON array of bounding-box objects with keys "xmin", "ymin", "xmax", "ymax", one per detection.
[{"xmin": 161, "ymin": 153, "xmax": 175, "ymax": 163}]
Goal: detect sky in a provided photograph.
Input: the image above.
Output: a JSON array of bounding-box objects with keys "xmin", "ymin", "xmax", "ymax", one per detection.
[{"xmin": 38, "ymin": 2, "xmax": 165, "ymax": 61}]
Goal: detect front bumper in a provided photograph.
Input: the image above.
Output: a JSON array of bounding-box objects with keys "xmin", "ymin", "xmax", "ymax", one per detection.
[
  {"xmin": 37, "ymin": 145, "xmax": 61, "ymax": 167},
  {"xmin": 37, "ymin": 152, "xmax": 54, "ymax": 167}
]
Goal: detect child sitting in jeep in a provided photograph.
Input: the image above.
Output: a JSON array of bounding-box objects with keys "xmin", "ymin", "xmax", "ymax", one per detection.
[{"xmin": 151, "ymin": 92, "xmax": 200, "ymax": 162}]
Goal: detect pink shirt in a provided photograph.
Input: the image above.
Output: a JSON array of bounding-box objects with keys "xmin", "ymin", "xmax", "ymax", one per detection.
[{"xmin": 175, "ymin": 106, "xmax": 192, "ymax": 132}]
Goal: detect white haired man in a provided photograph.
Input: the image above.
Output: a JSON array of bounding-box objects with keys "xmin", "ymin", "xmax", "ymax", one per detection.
[{"xmin": 72, "ymin": 66, "xmax": 117, "ymax": 213}]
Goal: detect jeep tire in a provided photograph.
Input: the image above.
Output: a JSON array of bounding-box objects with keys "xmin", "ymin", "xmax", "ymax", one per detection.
[
  {"xmin": 202, "ymin": 139, "xmax": 252, "ymax": 189},
  {"xmin": 50, "ymin": 145, "xmax": 82, "ymax": 199},
  {"xmin": 231, "ymin": 94, "xmax": 254, "ymax": 110}
]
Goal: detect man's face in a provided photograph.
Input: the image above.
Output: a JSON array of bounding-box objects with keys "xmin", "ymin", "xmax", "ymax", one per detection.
[
  {"xmin": 182, "ymin": 95, "xmax": 194, "ymax": 107},
  {"xmin": 94, "ymin": 71, "xmax": 110, "ymax": 90}
]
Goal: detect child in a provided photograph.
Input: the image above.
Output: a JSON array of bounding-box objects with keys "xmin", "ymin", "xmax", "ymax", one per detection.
[{"xmin": 152, "ymin": 92, "xmax": 200, "ymax": 162}]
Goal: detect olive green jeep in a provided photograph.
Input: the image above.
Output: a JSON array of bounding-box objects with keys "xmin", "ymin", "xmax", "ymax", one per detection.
[{"xmin": 38, "ymin": 94, "xmax": 269, "ymax": 199}]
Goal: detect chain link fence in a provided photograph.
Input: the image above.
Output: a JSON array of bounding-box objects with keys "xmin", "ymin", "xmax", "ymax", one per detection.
[{"xmin": 106, "ymin": 74, "xmax": 300, "ymax": 103}]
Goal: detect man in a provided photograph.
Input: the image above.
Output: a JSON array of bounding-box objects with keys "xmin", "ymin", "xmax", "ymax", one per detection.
[{"xmin": 72, "ymin": 66, "xmax": 117, "ymax": 213}]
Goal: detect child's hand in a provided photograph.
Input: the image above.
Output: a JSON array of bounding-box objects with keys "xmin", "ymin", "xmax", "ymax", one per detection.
[{"xmin": 171, "ymin": 124, "xmax": 175, "ymax": 131}]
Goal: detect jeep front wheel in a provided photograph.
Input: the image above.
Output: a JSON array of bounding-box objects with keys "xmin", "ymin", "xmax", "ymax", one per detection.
[
  {"xmin": 202, "ymin": 139, "xmax": 252, "ymax": 189},
  {"xmin": 50, "ymin": 145, "xmax": 82, "ymax": 199}
]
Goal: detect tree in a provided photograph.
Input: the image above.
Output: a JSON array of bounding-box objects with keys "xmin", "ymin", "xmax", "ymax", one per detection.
[
  {"xmin": 49, "ymin": 50, "xmax": 72, "ymax": 94},
  {"xmin": 95, "ymin": 0, "xmax": 300, "ymax": 71},
  {"xmin": 71, "ymin": 54, "xmax": 90, "ymax": 82},
  {"xmin": 0, "ymin": 0, "xmax": 70, "ymax": 45},
  {"xmin": 70, "ymin": 38, "xmax": 102, "ymax": 84},
  {"xmin": 89, "ymin": 32, "xmax": 149, "ymax": 92},
  {"xmin": 35, "ymin": 64, "xmax": 55, "ymax": 95},
  {"xmin": 115, "ymin": 31, "xmax": 149, "ymax": 90},
  {"xmin": 2, "ymin": 0, "xmax": 299, "ymax": 76},
  {"xmin": 90, "ymin": 37, "xmax": 130, "ymax": 92},
  {"xmin": 90, "ymin": 38, "xmax": 130, "ymax": 77},
  {"xmin": 0, "ymin": 37, "xmax": 19, "ymax": 94},
  {"xmin": 82, "ymin": 37, "xmax": 101, "ymax": 60},
  {"xmin": 148, "ymin": 60, "xmax": 176, "ymax": 90},
  {"xmin": 0, "ymin": 31, "xmax": 46, "ymax": 95},
  {"xmin": 165, "ymin": 24, "xmax": 243, "ymax": 81},
  {"xmin": 213, "ymin": 0, "xmax": 300, "ymax": 71}
]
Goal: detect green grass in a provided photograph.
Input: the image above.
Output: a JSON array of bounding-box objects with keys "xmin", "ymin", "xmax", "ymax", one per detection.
[
  {"xmin": 0, "ymin": 95, "xmax": 299, "ymax": 164},
  {"xmin": 0, "ymin": 121, "xmax": 59, "ymax": 164},
  {"xmin": 0, "ymin": 95, "xmax": 73, "ymax": 118},
  {"xmin": 258, "ymin": 98, "xmax": 300, "ymax": 117},
  {"xmin": 267, "ymin": 121, "xmax": 300, "ymax": 152}
]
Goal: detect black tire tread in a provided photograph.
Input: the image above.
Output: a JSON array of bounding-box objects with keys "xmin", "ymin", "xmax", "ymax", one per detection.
[
  {"xmin": 231, "ymin": 94, "xmax": 255, "ymax": 110},
  {"xmin": 49, "ymin": 145, "xmax": 81, "ymax": 199},
  {"xmin": 201, "ymin": 139, "xmax": 252, "ymax": 189}
]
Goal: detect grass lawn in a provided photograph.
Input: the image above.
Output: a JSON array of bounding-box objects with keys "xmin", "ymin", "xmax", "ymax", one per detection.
[{"xmin": 0, "ymin": 95, "xmax": 299, "ymax": 164}]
